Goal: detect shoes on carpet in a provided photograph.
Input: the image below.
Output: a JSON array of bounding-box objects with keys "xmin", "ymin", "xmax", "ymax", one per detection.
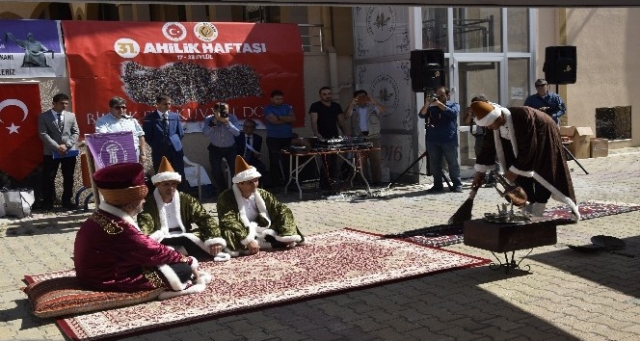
[
  {"xmin": 426, "ymin": 187, "xmax": 444, "ymax": 194},
  {"xmin": 451, "ymin": 186, "xmax": 463, "ymax": 193},
  {"xmin": 62, "ymin": 202, "xmax": 78, "ymax": 210}
]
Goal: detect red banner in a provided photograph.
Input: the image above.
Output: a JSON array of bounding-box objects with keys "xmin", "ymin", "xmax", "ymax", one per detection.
[
  {"xmin": 0, "ymin": 83, "xmax": 43, "ymax": 180},
  {"xmin": 61, "ymin": 21, "xmax": 304, "ymax": 134}
]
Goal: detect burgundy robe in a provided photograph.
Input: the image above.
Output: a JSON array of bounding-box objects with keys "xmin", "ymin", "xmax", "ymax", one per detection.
[
  {"xmin": 475, "ymin": 106, "xmax": 579, "ymax": 217},
  {"xmin": 74, "ymin": 208, "xmax": 192, "ymax": 292}
]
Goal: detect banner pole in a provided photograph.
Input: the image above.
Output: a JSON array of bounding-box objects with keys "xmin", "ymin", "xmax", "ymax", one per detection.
[{"xmin": 86, "ymin": 147, "xmax": 100, "ymax": 208}]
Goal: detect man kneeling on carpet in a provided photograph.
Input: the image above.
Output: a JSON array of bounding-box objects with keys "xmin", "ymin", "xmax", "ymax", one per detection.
[
  {"xmin": 138, "ymin": 157, "xmax": 230, "ymax": 262},
  {"xmin": 217, "ymin": 155, "xmax": 304, "ymax": 256},
  {"xmin": 74, "ymin": 163, "xmax": 211, "ymax": 299},
  {"xmin": 469, "ymin": 101, "xmax": 579, "ymax": 220}
]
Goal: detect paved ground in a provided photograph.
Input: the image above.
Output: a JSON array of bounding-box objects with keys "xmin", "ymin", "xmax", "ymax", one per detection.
[{"xmin": 1, "ymin": 148, "xmax": 640, "ymax": 341}]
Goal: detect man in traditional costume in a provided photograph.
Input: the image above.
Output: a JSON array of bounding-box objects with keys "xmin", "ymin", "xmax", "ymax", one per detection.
[
  {"xmin": 74, "ymin": 163, "xmax": 211, "ymax": 299},
  {"xmin": 217, "ymin": 155, "xmax": 304, "ymax": 257},
  {"xmin": 138, "ymin": 157, "xmax": 229, "ymax": 261},
  {"xmin": 469, "ymin": 101, "xmax": 579, "ymax": 219}
]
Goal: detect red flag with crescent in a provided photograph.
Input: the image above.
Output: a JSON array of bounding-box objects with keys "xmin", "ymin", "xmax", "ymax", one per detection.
[{"xmin": 0, "ymin": 83, "xmax": 43, "ymax": 181}]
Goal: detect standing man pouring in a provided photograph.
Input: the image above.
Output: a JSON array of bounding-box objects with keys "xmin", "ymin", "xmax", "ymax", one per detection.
[
  {"xmin": 95, "ymin": 96, "xmax": 147, "ymax": 162},
  {"xmin": 418, "ymin": 86, "xmax": 463, "ymax": 193},
  {"xmin": 309, "ymin": 86, "xmax": 346, "ymax": 189},
  {"xmin": 143, "ymin": 95, "xmax": 187, "ymax": 190},
  {"xmin": 202, "ymin": 102, "xmax": 240, "ymax": 193},
  {"xmin": 38, "ymin": 93, "xmax": 80, "ymax": 210},
  {"xmin": 469, "ymin": 101, "xmax": 579, "ymax": 219},
  {"xmin": 524, "ymin": 78, "xmax": 567, "ymax": 125}
]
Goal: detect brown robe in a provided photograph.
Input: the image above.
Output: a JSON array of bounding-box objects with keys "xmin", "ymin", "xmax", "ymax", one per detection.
[{"xmin": 475, "ymin": 106, "xmax": 579, "ymax": 217}]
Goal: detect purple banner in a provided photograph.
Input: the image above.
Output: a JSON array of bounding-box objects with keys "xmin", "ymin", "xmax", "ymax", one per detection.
[
  {"xmin": 85, "ymin": 132, "xmax": 137, "ymax": 170},
  {"xmin": 0, "ymin": 19, "xmax": 66, "ymax": 78}
]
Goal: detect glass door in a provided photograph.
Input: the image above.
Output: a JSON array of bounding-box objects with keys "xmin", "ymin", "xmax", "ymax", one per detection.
[{"xmin": 451, "ymin": 57, "xmax": 502, "ymax": 177}]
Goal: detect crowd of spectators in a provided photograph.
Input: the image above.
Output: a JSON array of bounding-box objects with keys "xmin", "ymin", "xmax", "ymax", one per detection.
[{"xmin": 121, "ymin": 62, "xmax": 262, "ymax": 105}]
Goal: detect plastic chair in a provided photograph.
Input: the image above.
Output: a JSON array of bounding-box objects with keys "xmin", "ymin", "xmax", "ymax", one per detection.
[{"xmin": 183, "ymin": 156, "xmax": 213, "ymax": 201}]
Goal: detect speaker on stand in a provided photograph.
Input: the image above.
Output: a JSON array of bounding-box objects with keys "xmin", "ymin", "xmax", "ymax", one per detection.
[
  {"xmin": 542, "ymin": 45, "xmax": 587, "ymax": 174},
  {"xmin": 542, "ymin": 45, "xmax": 577, "ymax": 111},
  {"xmin": 397, "ymin": 49, "xmax": 452, "ymax": 189},
  {"xmin": 410, "ymin": 49, "xmax": 446, "ymax": 93},
  {"xmin": 543, "ymin": 45, "xmax": 577, "ymax": 85}
]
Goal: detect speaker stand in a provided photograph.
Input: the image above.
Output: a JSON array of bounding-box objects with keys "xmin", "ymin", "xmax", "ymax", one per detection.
[
  {"xmin": 388, "ymin": 150, "xmax": 452, "ymax": 190},
  {"xmin": 562, "ymin": 144, "xmax": 588, "ymax": 175}
]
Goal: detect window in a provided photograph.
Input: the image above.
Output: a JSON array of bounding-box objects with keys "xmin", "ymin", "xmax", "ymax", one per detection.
[
  {"xmin": 507, "ymin": 8, "xmax": 529, "ymax": 52},
  {"xmin": 453, "ymin": 8, "xmax": 502, "ymax": 53},
  {"xmin": 422, "ymin": 8, "xmax": 449, "ymax": 52}
]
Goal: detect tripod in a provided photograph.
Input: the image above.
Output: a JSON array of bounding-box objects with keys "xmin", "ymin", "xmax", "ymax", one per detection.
[{"xmin": 388, "ymin": 150, "xmax": 453, "ymax": 189}]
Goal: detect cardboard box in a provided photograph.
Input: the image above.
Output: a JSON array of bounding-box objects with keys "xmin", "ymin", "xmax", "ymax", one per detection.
[
  {"xmin": 560, "ymin": 126, "xmax": 594, "ymax": 159},
  {"xmin": 590, "ymin": 138, "xmax": 609, "ymax": 158}
]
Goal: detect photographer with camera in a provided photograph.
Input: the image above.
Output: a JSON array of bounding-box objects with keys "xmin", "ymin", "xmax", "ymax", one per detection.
[
  {"xmin": 524, "ymin": 78, "xmax": 566, "ymax": 125},
  {"xmin": 418, "ymin": 86, "xmax": 463, "ymax": 193},
  {"xmin": 202, "ymin": 102, "xmax": 240, "ymax": 194}
]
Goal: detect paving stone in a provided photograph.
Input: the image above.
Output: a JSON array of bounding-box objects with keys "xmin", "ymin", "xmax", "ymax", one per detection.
[{"xmin": 4, "ymin": 150, "xmax": 640, "ymax": 341}]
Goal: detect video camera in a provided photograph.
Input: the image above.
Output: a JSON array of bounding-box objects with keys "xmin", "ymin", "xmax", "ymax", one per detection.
[{"xmin": 219, "ymin": 106, "xmax": 229, "ymax": 118}]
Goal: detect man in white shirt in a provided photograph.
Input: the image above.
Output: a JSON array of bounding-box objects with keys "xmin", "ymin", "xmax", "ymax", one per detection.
[{"xmin": 95, "ymin": 96, "xmax": 147, "ymax": 162}]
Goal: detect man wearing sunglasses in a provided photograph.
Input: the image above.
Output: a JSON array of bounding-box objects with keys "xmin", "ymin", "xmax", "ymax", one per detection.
[
  {"xmin": 524, "ymin": 78, "xmax": 567, "ymax": 125},
  {"xmin": 95, "ymin": 96, "xmax": 147, "ymax": 162}
]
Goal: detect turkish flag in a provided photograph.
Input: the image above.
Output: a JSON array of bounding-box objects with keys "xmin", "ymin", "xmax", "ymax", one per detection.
[{"xmin": 0, "ymin": 83, "xmax": 43, "ymax": 181}]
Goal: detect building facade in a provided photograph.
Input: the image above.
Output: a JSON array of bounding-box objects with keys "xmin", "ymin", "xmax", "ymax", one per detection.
[{"xmin": 1, "ymin": 2, "xmax": 638, "ymax": 183}]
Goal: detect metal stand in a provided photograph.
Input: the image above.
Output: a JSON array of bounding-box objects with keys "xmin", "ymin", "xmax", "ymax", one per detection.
[
  {"xmin": 388, "ymin": 150, "xmax": 452, "ymax": 189},
  {"xmin": 563, "ymin": 144, "xmax": 589, "ymax": 175},
  {"xmin": 489, "ymin": 249, "xmax": 533, "ymax": 274}
]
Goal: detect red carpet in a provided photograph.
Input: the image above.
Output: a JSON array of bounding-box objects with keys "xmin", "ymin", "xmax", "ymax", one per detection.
[
  {"xmin": 392, "ymin": 201, "xmax": 640, "ymax": 248},
  {"xmin": 25, "ymin": 228, "xmax": 489, "ymax": 341}
]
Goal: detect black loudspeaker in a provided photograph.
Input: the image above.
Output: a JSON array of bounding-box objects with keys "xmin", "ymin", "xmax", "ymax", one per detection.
[
  {"xmin": 410, "ymin": 49, "xmax": 446, "ymax": 92},
  {"xmin": 543, "ymin": 46, "xmax": 577, "ymax": 84}
]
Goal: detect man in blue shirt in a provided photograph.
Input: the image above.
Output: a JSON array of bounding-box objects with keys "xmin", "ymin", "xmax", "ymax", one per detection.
[
  {"xmin": 418, "ymin": 86, "xmax": 462, "ymax": 193},
  {"xmin": 263, "ymin": 90, "xmax": 296, "ymax": 187},
  {"xmin": 202, "ymin": 102, "xmax": 240, "ymax": 193},
  {"xmin": 524, "ymin": 78, "xmax": 567, "ymax": 125}
]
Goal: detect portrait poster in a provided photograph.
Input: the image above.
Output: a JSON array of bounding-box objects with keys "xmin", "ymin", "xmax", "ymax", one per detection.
[
  {"xmin": 61, "ymin": 21, "xmax": 304, "ymax": 135},
  {"xmin": 0, "ymin": 82, "xmax": 43, "ymax": 180},
  {"xmin": 0, "ymin": 20, "xmax": 66, "ymax": 78}
]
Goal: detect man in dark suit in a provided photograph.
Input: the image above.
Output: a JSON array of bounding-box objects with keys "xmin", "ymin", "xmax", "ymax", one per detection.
[
  {"xmin": 37, "ymin": 93, "xmax": 80, "ymax": 210},
  {"xmin": 143, "ymin": 95, "xmax": 187, "ymax": 190},
  {"xmin": 234, "ymin": 119, "xmax": 268, "ymax": 187}
]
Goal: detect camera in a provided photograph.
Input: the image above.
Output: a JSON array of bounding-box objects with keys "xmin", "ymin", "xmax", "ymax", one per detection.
[
  {"xmin": 428, "ymin": 94, "xmax": 438, "ymax": 103},
  {"xmin": 219, "ymin": 107, "xmax": 229, "ymax": 118}
]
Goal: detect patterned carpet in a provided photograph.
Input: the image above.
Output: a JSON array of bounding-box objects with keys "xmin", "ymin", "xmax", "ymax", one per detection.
[
  {"xmin": 25, "ymin": 229, "xmax": 489, "ymax": 341},
  {"xmin": 390, "ymin": 201, "xmax": 640, "ymax": 248}
]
